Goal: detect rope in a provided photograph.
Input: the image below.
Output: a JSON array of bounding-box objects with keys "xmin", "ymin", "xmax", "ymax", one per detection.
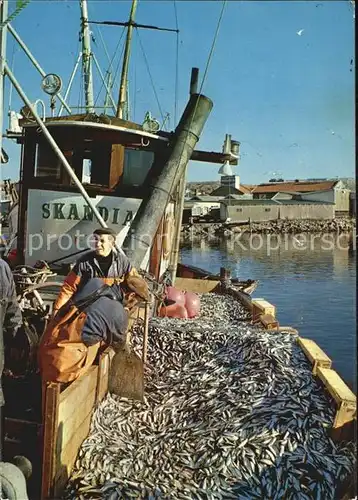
[
  {"xmin": 197, "ymin": 0, "xmax": 227, "ymax": 96},
  {"xmin": 63, "ymin": 41, "xmax": 82, "ymax": 112},
  {"xmin": 93, "ymin": 27, "xmax": 126, "ymax": 111},
  {"xmin": 173, "ymin": 0, "xmax": 179, "ymax": 125},
  {"xmin": 94, "ymin": 22, "xmax": 112, "ymax": 69},
  {"xmin": 164, "ymin": 0, "xmax": 228, "ymax": 206},
  {"xmin": 107, "ymin": 29, "xmax": 127, "ymax": 101},
  {"xmin": 136, "ymin": 28, "xmax": 165, "ymax": 129},
  {"xmin": 0, "ymin": 0, "xmax": 30, "ymax": 28}
]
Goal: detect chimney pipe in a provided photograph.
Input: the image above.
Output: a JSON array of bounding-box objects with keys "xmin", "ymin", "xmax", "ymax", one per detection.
[{"xmin": 190, "ymin": 67, "xmax": 199, "ymax": 95}]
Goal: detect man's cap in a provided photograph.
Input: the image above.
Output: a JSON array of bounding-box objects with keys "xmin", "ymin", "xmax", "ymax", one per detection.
[
  {"xmin": 93, "ymin": 227, "xmax": 117, "ymax": 238},
  {"xmin": 125, "ymin": 276, "xmax": 150, "ymax": 302}
]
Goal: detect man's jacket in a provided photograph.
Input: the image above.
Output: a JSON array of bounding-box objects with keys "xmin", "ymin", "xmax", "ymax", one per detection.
[
  {"xmin": 39, "ymin": 279, "xmax": 128, "ymax": 383},
  {"xmin": 0, "ymin": 259, "xmax": 22, "ymax": 405},
  {"xmin": 53, "ymin": 250, "xmax": 137, "ymax": 313}
]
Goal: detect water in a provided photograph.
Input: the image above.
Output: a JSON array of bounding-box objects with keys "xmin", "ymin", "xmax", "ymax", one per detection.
[{"xmin": 180, "ymin": 233, "xmax": 356, "ymax": 391}]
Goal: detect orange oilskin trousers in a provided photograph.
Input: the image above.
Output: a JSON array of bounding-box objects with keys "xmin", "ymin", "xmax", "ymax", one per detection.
[{"xmin": 38, "ymin": 305, "xmax": 102, "ymax": 385}]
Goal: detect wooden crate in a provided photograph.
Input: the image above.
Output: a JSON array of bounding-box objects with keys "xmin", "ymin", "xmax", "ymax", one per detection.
[
  {"xmin": 259, "ymin": 313, "xmax": 279, "ymax": 330},
  {"xmin": 316, "ymin": 367, "xmax": 356, "ymax": 429},
  {"xmin": 252, "ymin": 298, "xmax": 276, "ymax": 323},
  {"xmin": 298, "ymin": 337, "xmax": 332, "ymax": 375},
  {"xmin": 41, "ymin": 348, "xmax": 113, "ymax": 500},
  {"xmin": 174, "ymin": 277, "xmax": 220, "ymax": 294}
]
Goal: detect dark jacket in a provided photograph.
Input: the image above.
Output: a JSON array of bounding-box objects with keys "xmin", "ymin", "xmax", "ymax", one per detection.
[
  {"xmin": 53, "ymin": 250, "xmax": 137, "ymax": 313},
  {"xmin": 0, "ymin": 259, "xmax": 22, "ymax": 405}
]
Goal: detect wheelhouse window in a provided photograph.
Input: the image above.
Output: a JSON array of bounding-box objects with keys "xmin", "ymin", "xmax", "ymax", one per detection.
[
  {"xmin": 34, "ymin": 140, "xmax": 65, "ymax": 179},
  {"xmin": 32, "ymin": 133, "xmax": 155, "ymax": 189},
  {"xmin": 122, "ymin": 149, "xmax": 154, "ymax": 186}
]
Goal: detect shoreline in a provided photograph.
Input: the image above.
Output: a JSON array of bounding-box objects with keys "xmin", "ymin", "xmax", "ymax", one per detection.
[{"xmin": 181, "ymin": 217, "xmax": 356, "ymax": 237}]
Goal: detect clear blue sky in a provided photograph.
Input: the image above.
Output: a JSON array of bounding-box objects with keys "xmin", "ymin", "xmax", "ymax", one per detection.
[{"xmin": 1, "ymin": 0, "xmax": 355, "ymax": 184}]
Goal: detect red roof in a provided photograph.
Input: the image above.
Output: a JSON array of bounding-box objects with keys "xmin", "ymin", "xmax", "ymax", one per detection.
[
  {"xmin": 238, "ymin": 184, "xmax": 253, "ymax": 194},
  {"xmin": 251, "ymin": 181, "xmax": 338, "ymax": 194}
]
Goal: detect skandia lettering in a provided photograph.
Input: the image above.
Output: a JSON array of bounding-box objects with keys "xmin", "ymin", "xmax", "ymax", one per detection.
[{"xmin": 41, "ymin": 203, "xmax": 133, "ymax": 225}]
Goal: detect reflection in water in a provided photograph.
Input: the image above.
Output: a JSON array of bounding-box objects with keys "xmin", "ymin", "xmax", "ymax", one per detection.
[{"xmin": 180, "ymin": 234, "xmax": 356, "ymax": 390}]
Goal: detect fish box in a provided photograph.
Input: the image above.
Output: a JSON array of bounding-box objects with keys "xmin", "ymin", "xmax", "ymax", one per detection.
[
  {"xmin": 252, "ymin": 298, "xmax": 276, "ymax": 323},
  {"xmin": 316, "ymin": 366, "xmax": 356, "ymax": 429},
  {"xmin": 174, "ymin": 277, "xmax": 220, "ymax": 294},
  {"xmin": 41, "ymin": 347, "xmax": 113, "ymax": 500},
  {"xmin": 258, "ymin": 313, "xmax": 279, "ymax": 330},
  {"xmin": 298, "ymin": 337, "xmax": 332, "ymax": 375}
]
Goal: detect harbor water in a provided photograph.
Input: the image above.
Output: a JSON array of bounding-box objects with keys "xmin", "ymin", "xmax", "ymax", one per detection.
[{"xmin": 180, "ymin": 232, "xmax": 356, "ymax": 391}]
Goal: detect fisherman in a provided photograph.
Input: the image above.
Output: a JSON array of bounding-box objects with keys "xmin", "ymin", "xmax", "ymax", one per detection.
[
  {"xmin": 0, "ymin": 258, "xmax": 22, "ymax": 425},
  {"xmin": 38, "ymin": 275, "xmax": 150, "ymax": 384},
  {"xmin": 0, "ymin": 260, "xmax": 29, "ymax": 500},
  {"xmin": 52, "ymin": 227, "xmax": 139, "ymax": 316}
]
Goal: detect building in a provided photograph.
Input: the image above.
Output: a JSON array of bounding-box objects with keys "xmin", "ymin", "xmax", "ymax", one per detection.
[
  {"xmin": 210, "ymin": 175, "xmax": 251, "ymax": 197},
  {"xmin": 182, "ymin": 195, "xmax": 224, "ymax": 222},
  {"xmin": 220, "ymin": 199, "xmax": 334, "ymax": 223},
  {"xmin": 250, "ymin": 180, "xmax": 350, "ymax": 216}
]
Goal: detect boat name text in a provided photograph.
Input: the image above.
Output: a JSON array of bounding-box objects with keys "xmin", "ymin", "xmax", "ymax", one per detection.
[{"xmin": 42, "ymin": 203, "xmax": 134, "ymax": 225}]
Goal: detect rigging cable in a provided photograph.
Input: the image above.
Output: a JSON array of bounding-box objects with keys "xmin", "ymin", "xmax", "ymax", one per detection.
[
  {"xmin": 173, "ymin": 0, "xmax": 179, "ymax": 125},
  {"xmin": 90, "ymin": 1, "xmax": 118, "ymax": 112},
  {"xmin": 93, "ymin": 27, "xmax": 126, "ymax": 110},
  {"xmin": 63, "ymin": 41, "xmax": 82, "ymax": 112},
  {"xmin": 166, "ymin": 0, "xmax": 228, "ymax": 204},
  {"xmin": 136, "ymin": 27, "xmax": 165, "ymax": 129},
  {"xmin": 92, "ymin": 15, "xmax": 112, "ymax": 68},
  {"xmin": 197, "ymin": 0, "xmax": 227, "ymax": 96},
  {"xmin": 111, "ymin": 29, "xmax": 127, "ymax": 93}
]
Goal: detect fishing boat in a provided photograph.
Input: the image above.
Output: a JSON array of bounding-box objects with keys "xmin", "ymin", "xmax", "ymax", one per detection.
[
  {"xmin": 0, "ymin": 0, "xmax": 244, "ymax": 380},
  {"xmin": 0, "ymin": 0, "xmax": 240, "ymax": 494},
  {"xmin": 0, "ymin": 1, "xmax": 355, "ymax": 499},
  {"xmin": 176, "ymin": 262, "xmax": 258, "ymax": 294}
]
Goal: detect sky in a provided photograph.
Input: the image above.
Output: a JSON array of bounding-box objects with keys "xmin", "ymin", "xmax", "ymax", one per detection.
[{"xmin": 0, "ymin": 0, "xmax": 355, "ymax": 185}]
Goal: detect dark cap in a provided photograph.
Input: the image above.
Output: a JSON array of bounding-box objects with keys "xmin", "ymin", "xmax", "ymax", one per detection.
[
  {"xmin": 124, "ymin": 276, "xmax": 150, "ymax": 302},
  {"xmin": 93, "ymin": 227, "xmax": 117, "ymax": 238}
]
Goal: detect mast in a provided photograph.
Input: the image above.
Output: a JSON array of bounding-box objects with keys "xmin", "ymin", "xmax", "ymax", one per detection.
[
  {"xmin": 116, "ymin": 0, "xmax": 138, "ymax": 119},
  {"xmin": 80, "ymin": 0, "xmax": 94, "ymax": 113}
]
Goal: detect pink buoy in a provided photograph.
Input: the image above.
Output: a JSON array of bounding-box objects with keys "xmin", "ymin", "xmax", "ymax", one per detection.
[
  {"xmin": 159, "ymin": 303, "xmax": 188, "ymax": 319},
  {"xmin": 184, "ymin": 291, "xmax": 200, "ymax": 318},
  {"xmin": 165, "ymin": 286, "xmax": 186, "ymax": 307}
]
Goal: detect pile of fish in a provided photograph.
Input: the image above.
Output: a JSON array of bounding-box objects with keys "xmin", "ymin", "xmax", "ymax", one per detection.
[{"xmin": 66, "ymin": 294, "xmax": 356, "ymax": 500}]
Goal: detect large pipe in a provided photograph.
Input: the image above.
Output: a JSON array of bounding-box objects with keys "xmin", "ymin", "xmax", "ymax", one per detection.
[
  {"xmin": 189, "ymin": 67, "xmax": 199, "ymax": 95},
  {"xmin": 123, "ymin": 93, "xmax": 213, "ymax": 268}
]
